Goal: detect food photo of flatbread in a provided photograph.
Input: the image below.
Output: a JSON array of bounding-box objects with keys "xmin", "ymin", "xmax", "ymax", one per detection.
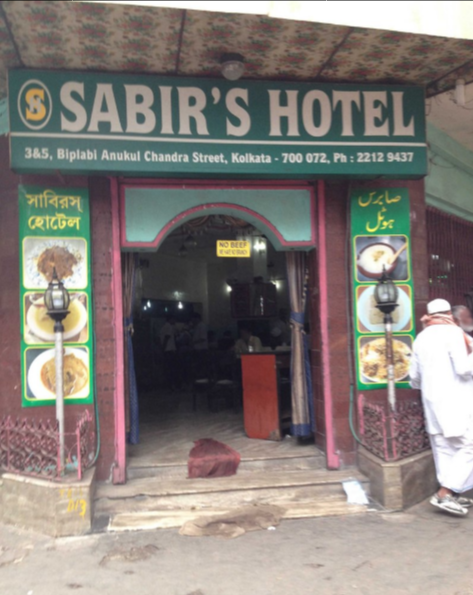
[{"xmin": 356, "ymin": 285, "xmax": 412, "ymax": 334}]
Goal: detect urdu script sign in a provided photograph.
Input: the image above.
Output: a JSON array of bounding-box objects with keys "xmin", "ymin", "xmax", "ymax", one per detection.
[
  {"xmin": 351, "ymin": 188, "xmax": 416, "ymax": 391},
  {"xmin": 9, "ymin": 69, "xmax": 427, "ymax": 178}
]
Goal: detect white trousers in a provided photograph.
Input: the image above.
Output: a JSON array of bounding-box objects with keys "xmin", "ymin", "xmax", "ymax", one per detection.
[{"xmin": 430, "ymin": 428, "xmax": 473, "ymax": 493}]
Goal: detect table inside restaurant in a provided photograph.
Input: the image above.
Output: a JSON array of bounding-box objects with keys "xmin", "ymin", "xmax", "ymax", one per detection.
[{"xmin": 240, "ymin": 351, "xmax": 291, "ymax": 441}]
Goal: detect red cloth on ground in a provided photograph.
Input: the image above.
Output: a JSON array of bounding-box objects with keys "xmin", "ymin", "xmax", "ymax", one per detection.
[{"xmin": 187, "ymin": 438, "xmax": 241, "ymax": 479}]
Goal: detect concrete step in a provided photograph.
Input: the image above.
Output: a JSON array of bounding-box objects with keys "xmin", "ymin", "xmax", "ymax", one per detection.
[
  {"xmin": 105, "ymin": 497, "xmax": 369, "ymax": 532},
  {"xmin": 97, "ymin": 468, "xmax": 368, "ymax": 501},
  {"xmin": 126, "ymin": 453, "xmax": 325, "ymax": 480},
  {"xmin": 96, "ymin": 481, "xmax": 369, "ymax": 516},
  {"xmin": 94, "ymin": 468, "xmax": 371, "ymax": 529}
]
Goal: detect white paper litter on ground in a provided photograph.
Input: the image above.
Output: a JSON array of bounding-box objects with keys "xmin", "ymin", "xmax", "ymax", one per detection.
[{"xmin": 342, "ymin": 479, "xmax": 369, "ymax": 505}]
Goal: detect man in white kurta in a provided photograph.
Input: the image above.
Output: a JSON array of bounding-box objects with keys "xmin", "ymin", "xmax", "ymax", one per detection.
[{"xmin": 410, "ymin": 298, "xmax": 473, "ymax": 516}]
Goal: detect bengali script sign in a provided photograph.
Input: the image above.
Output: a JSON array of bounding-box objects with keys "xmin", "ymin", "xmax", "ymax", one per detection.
[{"xmin": 19, "ymin": 186, "xmax": 94, "ymax": 407}]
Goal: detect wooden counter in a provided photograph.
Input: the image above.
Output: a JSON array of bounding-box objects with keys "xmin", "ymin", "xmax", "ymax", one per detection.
[{"xmin": 241, "ymin": 352, "xmax": 291, "ymax": 441}]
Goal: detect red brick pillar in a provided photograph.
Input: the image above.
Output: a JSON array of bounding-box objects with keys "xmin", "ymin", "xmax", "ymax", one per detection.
[{"xmin": 89, "ymin": 177, "xmax": 120, "ymax": 481}]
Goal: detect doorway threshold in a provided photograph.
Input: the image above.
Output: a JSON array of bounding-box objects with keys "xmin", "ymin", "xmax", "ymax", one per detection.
[{"xmin": 126, "ymin": 405, "xmax": 324, "ymax": 480}]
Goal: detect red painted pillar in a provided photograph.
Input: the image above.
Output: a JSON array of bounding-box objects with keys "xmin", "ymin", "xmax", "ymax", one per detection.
[{"xmin": 110, "ymin": 178, "xmax": 126, "ymax": 484}]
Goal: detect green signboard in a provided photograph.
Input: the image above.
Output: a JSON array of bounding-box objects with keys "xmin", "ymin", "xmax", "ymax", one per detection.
[
  {"xmin": 351, "ymin": 188, "xmax": 415, "ymax": 390},
  {"xmin": 8, "ymin": 69, "xmax": 427, "ymax": 178},
  {"xmin": 19, "ymin": 186, "xmax": 94, "ymax": 407}
]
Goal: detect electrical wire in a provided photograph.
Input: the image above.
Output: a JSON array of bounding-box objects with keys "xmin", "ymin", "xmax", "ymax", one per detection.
[
  {"xmin": 429, "ymin": 151, "xmax": 455, "ymax": 169},
  {"xmin": 91, "ymin": 326, "xmax": 101, "ymax": 466}
]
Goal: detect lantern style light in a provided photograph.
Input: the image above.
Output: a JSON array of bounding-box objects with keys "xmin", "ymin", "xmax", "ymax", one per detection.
[
  {"xmin": 374, "ymin": 267, "xmax": 399, "ymax": 316},
  {"xmin": 44, "ymin": 268, "xmax": 70, "ymax": 321}
]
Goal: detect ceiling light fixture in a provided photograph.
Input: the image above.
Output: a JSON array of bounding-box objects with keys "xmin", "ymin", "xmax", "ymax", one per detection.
[
  {"xmin": 178, "ymin": 244, "xmax": 188, "ymax": 257},
  {"xmin": 254, "ymin": 238, "xmax": 266, "ymax": 252},
  {"xmin": 220, "ymin": 53, "xmax": 245, "ymax": 81}
]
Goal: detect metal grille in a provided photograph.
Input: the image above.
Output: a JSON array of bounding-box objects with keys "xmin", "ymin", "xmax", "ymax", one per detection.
[
  {"xmin": 358, "ymin": 394, "xmax": 430, "ymax": 461},
  {"xmin": 0, "ymin": 410, "xmax": 94, "ymax": 481},
  {"xmin": 427, "ymin": 207, "xmax": 473, "ymax": 305}
]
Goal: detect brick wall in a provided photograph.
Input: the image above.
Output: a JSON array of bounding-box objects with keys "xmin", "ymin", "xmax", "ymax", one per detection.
[
  {"xmin": 0, "ymin": 137, "xmax": 116, "ymax": 481},
  {"xmin": 89, "ymin": 177, "xmax": 117, "ymax": 481},
  {"xmin": 315, "ymin": 179, "xmax": 428, "ymax": 467},
  {"xmin": 0, "ymin": 140, "xmax": 22, "ymax": 410}
]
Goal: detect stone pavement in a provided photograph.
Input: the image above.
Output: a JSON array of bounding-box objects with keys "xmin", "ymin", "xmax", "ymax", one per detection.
[{"xmin": 1, "ymin": 498, "xmax": 472, "ymax": 595}]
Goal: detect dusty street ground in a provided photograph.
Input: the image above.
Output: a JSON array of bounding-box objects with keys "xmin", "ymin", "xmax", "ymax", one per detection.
[{"xmin": 1, "ymin": 498, "xmax": 472, "ymax": 595}]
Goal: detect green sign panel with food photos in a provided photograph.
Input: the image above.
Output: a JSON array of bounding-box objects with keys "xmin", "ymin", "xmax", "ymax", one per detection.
[
  {"xmin": 19, "ymin": 185, "xmax": 94, "ymax": 407},
  {"xmin": 351, "ymin": 188, "xmax": 415, "ymax": 390}
]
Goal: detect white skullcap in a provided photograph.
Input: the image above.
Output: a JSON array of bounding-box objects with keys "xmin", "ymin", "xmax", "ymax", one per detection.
[{"xmin": 427, "ymin": 298, "xmax": 451, "ymax": 314}]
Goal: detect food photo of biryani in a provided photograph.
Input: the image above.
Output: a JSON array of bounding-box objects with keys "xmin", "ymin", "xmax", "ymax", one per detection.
[
  {"xmin": 23, "ymin": 238, "xmax": 87, "ymax": 289},
  {"xmin": 359, "ymin": 337, "xmax": 412, "ymax": 383}
]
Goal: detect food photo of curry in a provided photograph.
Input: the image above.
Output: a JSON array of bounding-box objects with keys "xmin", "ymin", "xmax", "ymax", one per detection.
[
  {"xmin": 26, "ymin": 347, "xmax": 90, "ymax": 400},
  {"xmin": 23, "ymin": 238, "xmax": 87, "ymax": 289},
  {"xmin": 355, "ymin": 235, "xmax": 408, "ymax": 282},
  {"xmin": 40, "ymin": 353, "xmax": 88, "ymax": 396},
  {"xmin": 24, "ymin": 292, "xmax": 88, "ymax": 344},
  {"xmin": 36, "ymin": 245, "xmax": 78, "ymax": 282}
]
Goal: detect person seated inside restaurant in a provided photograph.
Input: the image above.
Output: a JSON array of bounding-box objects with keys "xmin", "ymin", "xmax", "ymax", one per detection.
[
  {"xmin": 270, "ymin": 308, "xmax": 291, "ymax": 349},
  {"xmin": 234, "ymin": 325, "xmax": 263, "ymax": 354}
]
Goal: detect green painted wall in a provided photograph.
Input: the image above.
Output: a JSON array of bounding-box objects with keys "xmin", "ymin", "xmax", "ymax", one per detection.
[
  {"xmin": 0, "ymin": 98, "xmax": 7, "ymax": 136},
  {"xmin": 426, "ymin": 122, "xmax": 473, "ymax": 222},
  {"xmin": 124, "ymin": 187, "xmax": 313, "ymax": 250}
]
